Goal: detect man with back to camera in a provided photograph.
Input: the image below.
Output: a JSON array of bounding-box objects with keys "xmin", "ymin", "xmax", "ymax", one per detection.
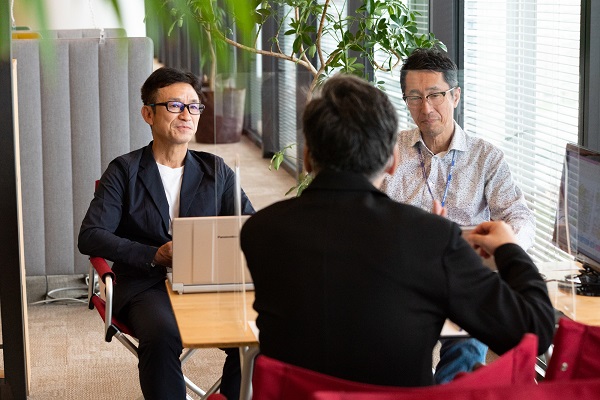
[
  {"xmin": 381, "ymin": 48, "xmax": 537, "ymax": 383},
  {"xmin": 78, "ymin": 67, "xmax": 254, "ymax": 400},
  {"xmin": 240, "ymin": 73, "xmax": 554, "ymax": 387}
]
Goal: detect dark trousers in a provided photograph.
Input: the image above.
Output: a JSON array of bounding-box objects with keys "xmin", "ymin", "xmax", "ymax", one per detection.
[
  {"xmin": 121, "ymin": 281, "xmax": 241, "ymax": 399},
  {"xmin": 221, "ymin": 348, "xmax": 241, "ymax": 399}
]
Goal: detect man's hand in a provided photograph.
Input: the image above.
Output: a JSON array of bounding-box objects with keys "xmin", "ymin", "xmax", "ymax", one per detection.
[
  {"xmin": 153, "ymin": 241, "xmax": 173, "ymax": 268},
  {"xmin": 467, "ymin": 221, "xmax": 517, "ymax": 259},
  {"xmin": 432, "ymin": 200, "xmax": 448, "ymax": 217}
]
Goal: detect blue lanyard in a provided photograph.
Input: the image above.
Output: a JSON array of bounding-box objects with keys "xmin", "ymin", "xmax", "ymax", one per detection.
[{"xmin": 417, "ymin": 146, "xmax": 456, "ymax": 207}]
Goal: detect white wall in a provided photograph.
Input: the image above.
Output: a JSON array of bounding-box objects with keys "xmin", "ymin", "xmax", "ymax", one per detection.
[{"xmin": 13, "ymin": 0, "xmax": 146, "ymax": 37}]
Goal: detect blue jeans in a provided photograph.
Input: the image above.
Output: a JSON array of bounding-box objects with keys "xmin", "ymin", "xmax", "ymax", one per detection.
[{"xmin": 434, "ymin": 338, "xmax": 488, "ymax": 384}]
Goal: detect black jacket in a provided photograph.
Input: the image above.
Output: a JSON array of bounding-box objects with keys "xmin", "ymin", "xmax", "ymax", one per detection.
[
  {"xmin": 241, "ymin": 169, "xmax": 554, "ymax": 387},
  {"xmin": 79, "ymin": 142, "xmax": 254, "ymax": 314}
]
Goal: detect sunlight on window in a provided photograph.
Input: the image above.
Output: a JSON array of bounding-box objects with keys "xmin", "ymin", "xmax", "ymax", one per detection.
[{"xmin": 464, "ymin": 0, "xmax": 581, "ymax": 262}]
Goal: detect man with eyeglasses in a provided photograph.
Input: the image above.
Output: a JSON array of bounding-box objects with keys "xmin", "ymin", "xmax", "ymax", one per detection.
[
  {"xmin": 79, "ymin": 67, "xmax": 254, "ymax": 400},
  {"xmin": 382, "ymin": 48, "xmax": 536, "ymax": 384}
]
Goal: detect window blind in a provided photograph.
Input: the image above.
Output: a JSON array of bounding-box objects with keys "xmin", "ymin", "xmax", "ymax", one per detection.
[
  {"xmin": 277, "ymin": 0, "xmax": 348, "ymax": 173},
  {"xmin": 276, "ymin": 5, "xmax": 301, "ymax": 170},
  {"xmin": 246, "ymin": 30, "xmax": 263, "ymax": 137},
  {"xmin": 463, "ymin": 0, "xmax": 581, "ymax": 262},
  {"xmin": 374, "ymin": 0, "xmax": 430, "ymax": 129},
  {"xmin": 320, "ymin": 0, "xmax": 348, "ymax": 77}
]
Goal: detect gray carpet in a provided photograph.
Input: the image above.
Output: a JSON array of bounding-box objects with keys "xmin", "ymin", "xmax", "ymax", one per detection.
[{"xmin": 24, "ymin": 302, "xmax": 225, "ymax": 399}]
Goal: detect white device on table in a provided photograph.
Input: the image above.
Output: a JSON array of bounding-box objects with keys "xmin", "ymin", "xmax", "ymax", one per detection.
[
  {"xmin": 168, "ymin": 155, "xmax": 253, "ymax": 294},
  {"xmin": 169, "ymin": 215, "xmax": 253, "ymax": 294}
]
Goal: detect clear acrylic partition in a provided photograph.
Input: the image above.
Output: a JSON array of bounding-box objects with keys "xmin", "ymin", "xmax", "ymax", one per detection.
[
  {"xmin": 189, "ymin": 71, "xmax": 301, "ymax": 336},
  {"xmin": 551, "ymin": 143, "xmax": 600, "ymax": 317},
  {"xmin": 541, "ymin": 144, "xmax": 586, "ymax": 321},
  {"xmin": 538, "ymin": 261, "xmax": 577, "ymax": 321}
]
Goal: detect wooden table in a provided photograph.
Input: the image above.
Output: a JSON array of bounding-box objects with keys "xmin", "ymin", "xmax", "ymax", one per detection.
[
  {"xmin": 570, "ymin": 294, "xmax": 600, "ymax": 326},
  {"xmin": 539, "ymin": 261, "xmax": 600, "ymax": 326},
  {"xmin": 166, "ymin": 284, "xmax": 258, "ymax": 400},
  {"xmin": 546, "ymin": 281, "xmax": 600, "ymax": 326}
]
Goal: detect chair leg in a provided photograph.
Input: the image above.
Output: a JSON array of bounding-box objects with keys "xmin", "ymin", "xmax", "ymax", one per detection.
[
  {"xmin": 180, "ymin": 348, "xmax": 197, "ymax": 366},
  {"xmin": 200, "ymin": 378, "xmax": 222, "ymax": 399},
  {"xmin": 114, "ymin": 332, "xmax": 139, "ymax": 357},
  {"xmin": 183, "ymin": 373, "xmax": 206, "ymax": 397},
  {"xmin": 180, "ymin": 348, "xmax": 222, "ymax": 398}
]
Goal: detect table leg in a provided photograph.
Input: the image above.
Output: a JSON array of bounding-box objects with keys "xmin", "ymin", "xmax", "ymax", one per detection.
[{"xmin": 239, "ymin": 345, "xmax": 260, "ymax": 400}]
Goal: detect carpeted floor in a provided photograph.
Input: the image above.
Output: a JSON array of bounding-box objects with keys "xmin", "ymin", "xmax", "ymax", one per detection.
[{"xmin": 25, "ymin": 302, "xmax": 226, "ymax": 400}]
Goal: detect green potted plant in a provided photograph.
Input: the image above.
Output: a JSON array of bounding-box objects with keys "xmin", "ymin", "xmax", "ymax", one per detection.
[
  {"xmin": 153, "ymin": 0, "xmax": 444, "ymax": 189},
  {"xmin": 164, "ymin": 0, "xmax": 443, "ymax": 95}
]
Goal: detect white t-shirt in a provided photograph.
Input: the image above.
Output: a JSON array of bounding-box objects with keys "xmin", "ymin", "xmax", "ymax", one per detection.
[{"xmin": 156, "ymin": 162, "xmax": 184, "ymax": 235}]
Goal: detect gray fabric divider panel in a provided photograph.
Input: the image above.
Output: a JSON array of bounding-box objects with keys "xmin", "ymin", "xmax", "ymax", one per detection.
[
  {"xmin": 39, "ymin": 40, "xmax": 75, "ymax": 276},
  {"xmin": 13, "ymin": 36, "xmax": 154, "ymax": 276},
  {"xmin": 13, "ymin": 40, "xmax": 46, "ymax": 276},
  {"xmin": 69, "ymin": 39, "xmax": 102, "ymax": 275},
  {"xmin": 80, "ymin": 28, "xmax": 127, "ymax": 38},
  {"xmin": 40, "ymin": 28, "xmax": 127, "ymax": 39},
  {"xmin": 128, "ymin": 38, "xmax": 154, "ymax": 151},
  {"xmin": 99, "ymin": 38, "xmax": 133, "ymax": 171}
]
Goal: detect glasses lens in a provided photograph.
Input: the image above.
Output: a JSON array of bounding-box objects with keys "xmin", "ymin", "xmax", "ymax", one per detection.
[
  {"xmin": 428, "ymin": 93, "xmax": 445, "ymax": 106},
  {"xmin": 188, "ymin": 103, "xmax": 202, "ymax": 115},
  {"xmin": 166, "ymin": 101, "xmax": 184, "ymax": 113},
  {"xmin": 405, "ymin": 97, "xmax": 422, "ymax": 108}
]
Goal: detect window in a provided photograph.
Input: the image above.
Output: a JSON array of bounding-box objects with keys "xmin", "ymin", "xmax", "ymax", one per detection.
[
  {"xmin": 245, "ymin": 29, "xmax": 263, "ymax": 140},
  {"xmin": 463, "ymin": 0, "xmax": 581, "ymax": 261},
  {"xmin": 276, "ymin": 4, "xmax": 301, "ymax": 171},
  {"xmin": 276, "ymin": 0, "xmax": 350, "ymax": 173},
  {"xmin": 374, "ymin": 0, "xmax": 429, "ymax": 128}
]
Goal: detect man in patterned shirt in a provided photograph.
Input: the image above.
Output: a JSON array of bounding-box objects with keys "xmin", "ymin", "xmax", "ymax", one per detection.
[{"xmin": 382, "ymin": 48, "xmax": 536, "ymax": 384}]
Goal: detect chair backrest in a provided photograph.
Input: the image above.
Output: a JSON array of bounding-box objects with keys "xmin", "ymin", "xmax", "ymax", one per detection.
[
  {"xmin": 252, "ymin": 334, "xmax": 538, "ymax": 400},
  {"xmin": 545, "ymin": 317, "xmax": 600, "ymax": 381},
  {"xmin": 447, "ymin": 332, "xmax": 537, "ymax": 387},
  {"xmin": 252, "ymin": 355, "xmax": 390, "ymax": 400},
  {"xmin": 311, "ymin": 378, "xmax": 600, "ymax": 400},
  {"xmin": 12, "ymin": 35, "xmax": 153, "ymax": 276}
]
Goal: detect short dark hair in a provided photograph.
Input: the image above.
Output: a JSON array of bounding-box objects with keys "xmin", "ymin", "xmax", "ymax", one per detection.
[
  {"xmin": 140, "ymin": 67, "xmax": 203, "ymax": 105},
  {"xmin": 302, "ymin": 74, "xmax": 398, "ymax": 178},
  {"xmin": 400, "ymin": 48, "xmax": 458, "ymax": 94}
]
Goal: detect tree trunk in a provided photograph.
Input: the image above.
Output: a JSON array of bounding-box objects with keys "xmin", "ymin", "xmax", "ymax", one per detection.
[{"xmin": 196, "ymin": 88, "xmax": 246, "ymax": 144}]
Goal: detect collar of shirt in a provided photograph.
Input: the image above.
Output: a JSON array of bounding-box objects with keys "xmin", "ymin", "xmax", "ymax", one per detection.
[
  {"xmin": 387, "ymin": 122, "xmax": 535, "ymax": 249},
  {"xmin": 407, "ymin": 121, "xmax": 469, "ymax": 156}
]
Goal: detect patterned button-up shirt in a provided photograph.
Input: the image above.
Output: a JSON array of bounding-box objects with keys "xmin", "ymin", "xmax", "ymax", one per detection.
[{"xmin": 382, "ymin": 122, "xmax": 535, "ymax": 250}]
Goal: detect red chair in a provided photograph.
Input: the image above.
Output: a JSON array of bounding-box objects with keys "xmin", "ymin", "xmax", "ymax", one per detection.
[
  {"xmin": 544, "ymin": 317, "xmax": 600, "ymax": 381},
  {"xmin": 311, "ymin": 378, "xmax": 600, "ymax": 400},
  {"xmin": 248, "ymin": 334, "xmax": 538, "ymax": 400},
  {"xmin": 308, "ymin": 320, "xmax": 600, "ymax": 400},
  {"xmin": 87, "ymin": 256, "xmax": 220, "ymax": 399}
]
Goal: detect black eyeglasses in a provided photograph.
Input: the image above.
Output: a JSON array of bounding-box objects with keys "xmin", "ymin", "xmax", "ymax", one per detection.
[
  {"xmin": 403, "ymin": 87, "xmax": 458, "ymax": 108},
  {"xmin": 149, "ymin": 101, "xmax": 205, "ymax": 115}
]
